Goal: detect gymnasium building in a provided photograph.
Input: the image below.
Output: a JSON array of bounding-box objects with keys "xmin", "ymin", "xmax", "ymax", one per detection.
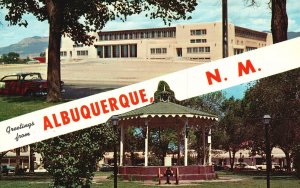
[{"xmin": 58, "ymin": 22, "xmax": 272, "ymax": 62}]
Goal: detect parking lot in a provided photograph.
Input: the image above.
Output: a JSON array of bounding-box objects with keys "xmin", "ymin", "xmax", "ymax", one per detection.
[{"xmin": 0, "ymin": 59, "xmax": 201, "ymax": 99}]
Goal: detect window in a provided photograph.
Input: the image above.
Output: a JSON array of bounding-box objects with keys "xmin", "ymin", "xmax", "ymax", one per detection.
[
  {"xmin": 246, "ymin": 47, "xmax": 257, "ymax": 51},
  {"xmin": 191, "ymin": 29, "xmax": 207, "ymax": 36},
  {"xmin": 151, "ymin": 48, "xmax": 167, "ymax": 54},
  {"xmin": 77, "ymin": 50, "xmax": 88, "ymax": 56},
  {"xmin": 112, "ymin": 45, "xmax": 120, "ymax": 58},
  {"xmin": 156, "ymin": 48, "xmax": 162, "ymax": 54},
  {"xmin": 234, "ymin": 48, "xmax": 244, "ymax": 55},
  {"xmin": 205, "ymin": 47, "xmax": 210, "ymax": 52},
  {"xmin": 187, "ymin": 47, "xmax": 210, "ymax": 54},
  {"xmin": 190, "ymin": 39, "xmax": 207, "ymax": 43},
  {"xmin": 60, "ymin": 51, "xmax": 67, "ymax": 56},
  {"xmin": 151, "ymin": 48, "xmax": 155, "ymax": 54}
]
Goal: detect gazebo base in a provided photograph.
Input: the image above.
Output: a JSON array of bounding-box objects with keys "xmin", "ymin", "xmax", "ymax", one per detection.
[{"xmin": 118, "ymin": 165, "xmax": 215, "ymax": 181}]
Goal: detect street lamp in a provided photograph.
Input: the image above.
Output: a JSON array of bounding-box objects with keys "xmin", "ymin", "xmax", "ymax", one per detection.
[
  {"xmin": 263, "ymin": 114, "xmax": 272, "ymax": 188},
  {"xmin": 111, "ymin": 115, "xmax": 119, "ymax": 188}
]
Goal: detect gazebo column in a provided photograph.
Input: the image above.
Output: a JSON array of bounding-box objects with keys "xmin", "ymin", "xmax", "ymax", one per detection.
[
  {"xmin": 208, "ymin": 127, "xmax": 212, "ymax": 165},
  {"xmin": 120, "ymin": 124, "xmax": 124, "ymax": 166},
  {"xmin": 177, "ymin": 126, "xmax": 181, "ymax": 165},
  {"xmin": 144, "ymin": 120, "xmax": 149, "ymax": 167},
  {"xmin": 184, "ymin": 119, "xmax": 188, "ymax": 166},
  {"xmin": 202, "ymin": 125, "xmax": 206, "ymax": 165}
]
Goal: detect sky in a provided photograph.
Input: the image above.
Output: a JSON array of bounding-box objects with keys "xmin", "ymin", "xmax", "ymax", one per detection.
[{"xmin": 0, "ymin": 0, "xmax": 299, "ymax": 98}]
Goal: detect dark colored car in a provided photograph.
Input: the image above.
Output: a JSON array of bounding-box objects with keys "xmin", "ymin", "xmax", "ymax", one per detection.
[
  {"xmin": 1, "ymin": 165, "xmax": 15, "ymax": 175},
  {"xmin": 0, "ymin": 72, "xmax": 64, "ymax": 96},
  {"xmin": 99, "ymin": 164, "xmax": 113, "ymax": 172}
]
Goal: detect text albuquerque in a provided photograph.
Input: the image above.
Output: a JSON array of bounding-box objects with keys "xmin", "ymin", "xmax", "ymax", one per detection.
[{"xmin": 44, "ymin": 89, "xmax": 152, "ymax": 131}]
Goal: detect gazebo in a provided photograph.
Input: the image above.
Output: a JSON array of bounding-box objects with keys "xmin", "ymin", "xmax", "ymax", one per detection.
[{"xmin": 114, "ymin": 86, "xmax": 218, "ymax": 181}]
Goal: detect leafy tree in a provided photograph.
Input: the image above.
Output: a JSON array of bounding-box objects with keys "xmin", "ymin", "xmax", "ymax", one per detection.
[
  {"xmin": 0, "ymin": 151, "xmax": 9, "ymax": 179},
  {"xmin": 0, "ymin": 52, "xmax": 20, "ymax": 64},
  {"xmin": 219, "ymin": 97, "xmax": 249, "ymax": 170},
  {"xmin": 243, "ymin": 68, "xmax": 300, "ymax": 171},
  {"xmin": 36, "ymin": 124, "xmax": 114, "ymax": 188},
  {"xmin": 123, "ymin": 127, "xmax": 144, "ymax": 166},
  {"xmin": 180, "ymin": 91, "xmax": 225, "ymax": 164},
  {"xmin": 149, "ymin": 128, "xmax": 177, "ymax": 166},
  {"xmin": 1, "ymin": 0, "xmax": 197, "ymax": 102}
]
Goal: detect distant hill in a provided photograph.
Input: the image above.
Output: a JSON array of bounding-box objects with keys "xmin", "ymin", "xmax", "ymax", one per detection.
[
  {"xmin": 288, "ymin": 32, "xmax": 300, "ymax": 39},
  {"xmin": 0, "ymin": 36, "xmax": 48, "ymax": 58}
]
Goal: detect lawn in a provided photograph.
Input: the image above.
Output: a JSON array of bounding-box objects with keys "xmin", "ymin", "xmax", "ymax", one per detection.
[
  {"xmin": 0, "ymin": 174, "xmax": 299, "ymax": 188},
  {"xmin": 0, "ymin": 96, "xmax": 60, "ymax": 121}
]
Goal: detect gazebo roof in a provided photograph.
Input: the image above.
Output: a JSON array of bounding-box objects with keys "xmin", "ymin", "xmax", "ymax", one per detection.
[{"xmin": 119, "ymin": 101, "xmax": 218, "ymax": 121}]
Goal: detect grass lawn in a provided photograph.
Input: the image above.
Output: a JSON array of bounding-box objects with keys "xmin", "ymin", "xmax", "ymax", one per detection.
[
  {"xmin": 1, "ymin": 173, "xmax": 299, "ymax": 188},
  {"xmin": 0, "ymin": 96, "xmax": 60, "ymax": 121}
]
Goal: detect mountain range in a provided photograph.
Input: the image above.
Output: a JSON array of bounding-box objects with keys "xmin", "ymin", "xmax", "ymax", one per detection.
[
  {"xmin": 0, "ymin": 32, "xmax": 299, "ymax": 58},
  {"xmin": 0, "ymin": 36, "xmax": 48, "ymax": 58}
]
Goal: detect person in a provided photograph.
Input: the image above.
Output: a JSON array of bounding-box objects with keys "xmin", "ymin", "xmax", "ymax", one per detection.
[{"xmin": 164, "ymin": 167, "xmax": 174, "ymax": 184}]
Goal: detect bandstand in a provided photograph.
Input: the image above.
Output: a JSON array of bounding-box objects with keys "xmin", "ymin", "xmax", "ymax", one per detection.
[{"xmin": 113, "ymin": 86, "xmax": 218, "ymax": 181}]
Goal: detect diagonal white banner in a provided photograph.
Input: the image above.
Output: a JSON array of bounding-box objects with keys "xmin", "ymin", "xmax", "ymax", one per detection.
[{"xmin": 0, "ymin": 37, "xmax": 300, "ymax": 152}]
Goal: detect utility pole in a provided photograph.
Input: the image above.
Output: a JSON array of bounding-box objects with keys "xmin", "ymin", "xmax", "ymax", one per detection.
[{"xmin": 222, "ymin": 0, "xmax": 228, "ymax": 58}]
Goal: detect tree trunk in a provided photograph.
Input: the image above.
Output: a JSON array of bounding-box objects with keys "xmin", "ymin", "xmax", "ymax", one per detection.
[
  {"xmin": 271, "ymin": 0, "xmax": 288, "ymax": 43},
  {"xmin": 46, "ymin": 0, "xmax": 64, "ymax": 102},
  {"xmin": 229, "ymin": 149, "xmax": 236, "ymax": 171},
  {"xmin": 15, "ymin": 148, "xmax": 20, "ymax": 175},
  {"xmin": 283, "ymin": 150, "xmax": 292, "ymax": 172}
]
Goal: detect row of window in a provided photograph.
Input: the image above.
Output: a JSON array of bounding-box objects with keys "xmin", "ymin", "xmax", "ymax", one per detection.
[
  {"xmin": 190, "ymin": 39, "xmax": 207, "ymax": 43},
  {"xmin": 97, "ymin": 44, "xmax": 137, "ymax": 58},
  {"xmin": 246, "ymin": 47, "xmax": 257, "ymax": 51},
  {"xmin": 187, "ymin": 47, "xmax": 210, "ymax": 53},
  {"xmin": 234, "ymin": 48, "xmax": 244, "ymax": 55},
  {"xmin": 60, "ymin": 51, "xmax": 67, "ymax": 56},
  {"xmin": 190, "ymin": 29, "xmax": 207, "ymax": 36},
  {"xmin": 77, "ymin": 50, "xmax": 88, "ymax": 56},
  {"xmin": 150, "ymin": 48, "xmax": 167, "ymax": 54},
  {"xmin": 100, "ymin": 30, "xmax": 176, "ymax": 41}
]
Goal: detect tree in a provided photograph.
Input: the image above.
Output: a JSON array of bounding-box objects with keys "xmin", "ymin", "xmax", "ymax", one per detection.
[
  {"xmin": 36, "ymin": 124, "xmax": 114, "ymax": 188},
  {"xmin": 242, "ymin": 68, "xmax": 300, "ymax": 171},
  {"xmin": 0, "ymin": 52, "xmax": 20, "ymax": 64},
  {"xmin": 149, "ymin": 128, "xmax": 177, "ymax": 165},
  {"xmin": 219, "ymin": 97, "xmax": 249, "ymax": 170},
  {"xmin": 0, "ymin": 151, "xmax": 9, "ymax": 179},
  {"xmin": 1, "ymin": 0, "xmax": 197, "ymax": 102},
  {"xmin": 180, "ymin": 91, "xmax": 225, "ymax": 164},
  {"xmin": 246, "ymin": 0, "xmax": 288, "ymax": 43},
  {"xmin": 123, "ymin": 127, "xmax": 144, "ymax": 166}
]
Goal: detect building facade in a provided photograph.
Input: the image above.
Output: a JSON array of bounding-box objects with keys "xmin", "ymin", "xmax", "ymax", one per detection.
[{"xmin": 58, "ymin": 22, "xmax": 272, "ymax": 62}]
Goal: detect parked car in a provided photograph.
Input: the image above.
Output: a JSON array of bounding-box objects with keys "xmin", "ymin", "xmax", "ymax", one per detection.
[
  {"xmin": 224, "ymin": 162, "xmax": 257, "ymax": 171},
  {"xmin": 99, "ymin": 164, "xmax": 113, "ymax": 172},
  {"xmin": 0, "ymin": 72, "xmax": 64, "ymax": 96},
  {"xmin": 1, "ymin": 165, "xmax": 15, "ymax": 175},
  {"xmin": 234, "ymin": 162, "xmax": 257, "ymax": 171},
  {"xmin": 26, "ymin": 60, "xmax": 40, "ymax": 64},
  {"xmin": 256, "ymin": 162, "xmax": 281, "ymax": 171}
]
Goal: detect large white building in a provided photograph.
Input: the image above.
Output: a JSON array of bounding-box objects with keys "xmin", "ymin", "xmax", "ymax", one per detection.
[{"xmin": 58, "ymin": 22, "xmax": 272, "ymax": 62}]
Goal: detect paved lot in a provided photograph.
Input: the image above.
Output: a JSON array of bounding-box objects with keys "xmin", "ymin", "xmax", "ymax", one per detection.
[{"xmin": 0, "ymin": 59, "xmax": 203, "ymax": 99}]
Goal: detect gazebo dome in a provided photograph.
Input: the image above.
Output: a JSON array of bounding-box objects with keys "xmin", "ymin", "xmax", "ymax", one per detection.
[{"xmin": 119, "ymin": 101, "xmax": 218, "ymax": 120}]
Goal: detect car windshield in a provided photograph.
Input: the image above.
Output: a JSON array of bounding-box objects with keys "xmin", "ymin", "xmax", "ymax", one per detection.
[{"xmin": 23, "ymin": 73, "xmax": 42, "ymax": 81}]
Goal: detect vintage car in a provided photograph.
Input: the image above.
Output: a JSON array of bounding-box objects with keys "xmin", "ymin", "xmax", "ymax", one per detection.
[{"xmin": 0, "ymin": 72, "xmax": 63, "ymax": 96}]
